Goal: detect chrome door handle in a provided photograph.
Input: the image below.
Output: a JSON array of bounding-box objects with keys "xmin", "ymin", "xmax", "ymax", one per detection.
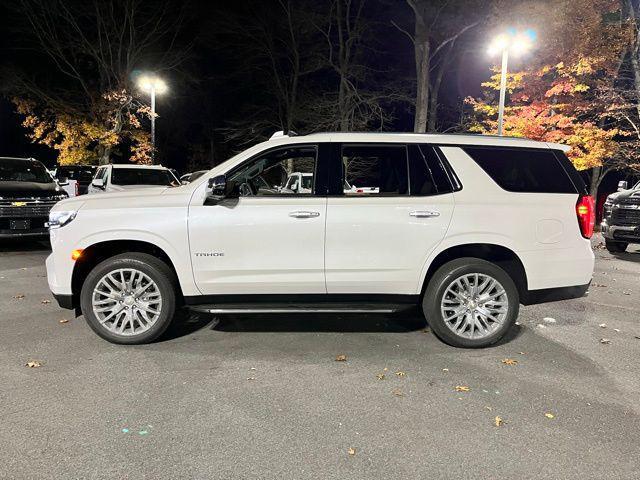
[
  {"xmin": 409, "ymin": 210, "xmax": 440, "ymax": 218},
  {"xmin": 289, "ymin": 211, "xmax": 320, "ymax": 218}
]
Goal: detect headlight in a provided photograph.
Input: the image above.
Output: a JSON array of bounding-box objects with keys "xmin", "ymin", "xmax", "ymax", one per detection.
[{"xmin": 47, "ymin": 210, "xmax": 77, "ymax": 229}]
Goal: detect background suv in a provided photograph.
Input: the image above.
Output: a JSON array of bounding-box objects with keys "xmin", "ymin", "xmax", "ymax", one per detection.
[
  {"xmin": 88, "ymin": 164, "xmax": 180, "ymax": 194},
  {"xmin": 46, "ymin": 132, "xmax": 595, "ymax": 348}
]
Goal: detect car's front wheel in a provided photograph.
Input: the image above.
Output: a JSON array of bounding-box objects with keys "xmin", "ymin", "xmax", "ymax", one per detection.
[
  {"xmin": 605, "ymin": 239, "xmax": 627, "ymax": 253},
  {"xmin": 80, "ymin": 253, "xmax": 177, "ymax": 344},
  {"xmin": 423, "ymin": 258, "xmax": 519, "ymax": 348}
]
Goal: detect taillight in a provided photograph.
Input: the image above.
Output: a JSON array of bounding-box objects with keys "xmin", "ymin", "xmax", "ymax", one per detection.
[{"xmin": 576, "ymin": 195, "xmax": 595, "ymax": 239}]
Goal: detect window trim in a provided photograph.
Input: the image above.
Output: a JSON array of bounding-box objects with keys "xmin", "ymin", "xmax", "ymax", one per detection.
[
  {"xmin": 407, "ymin": 144, "xmax": 462, "ymax": 197},
  {"xmin": 224, "ymin": 143, "xmax": 324, "ymax": 198},
  {"xmin": 331, "ymin": 142, "xmax": 410, "ymax": 198}
]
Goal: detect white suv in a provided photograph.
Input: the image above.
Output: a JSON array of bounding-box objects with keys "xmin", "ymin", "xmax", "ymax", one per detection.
[
  {"xmin": 88, "ymin": 164, "xmax": 179, "ymax": 194},
  {"xmin": 46, "ymin": 132, "xmax": 595, "ymax": 347}
]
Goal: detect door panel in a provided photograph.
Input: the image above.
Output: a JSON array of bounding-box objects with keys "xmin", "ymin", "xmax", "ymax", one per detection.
[
  {"xmin": 325, "ymin": 195, "xmax": 453, "ymax": 294},
  {"xmin": 189, "ymin": 196, "xmax": 327, "ymax": 294}
]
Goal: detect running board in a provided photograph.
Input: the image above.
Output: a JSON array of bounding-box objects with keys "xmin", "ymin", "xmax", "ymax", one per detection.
[{"xmin": 188, "ymin": 303, "xmax": 413, "ymax": 314}]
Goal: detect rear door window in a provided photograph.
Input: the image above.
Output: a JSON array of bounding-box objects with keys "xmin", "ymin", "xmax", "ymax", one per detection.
[
  {"xmin": 341, "ymin": 145, "xmax": 408, "ymax": 195},
  {"xmin": 463, "ymin": 147, "xmax": 577, "ymax": 194},
  {"xmin": 409, "ymin": 144, "xmax": 460, "ymax": 195}
]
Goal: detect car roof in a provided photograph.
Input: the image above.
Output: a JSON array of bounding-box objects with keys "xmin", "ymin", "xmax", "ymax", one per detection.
[
  {"xmin": 109, "ymin": 164, "xmax": 169, "ymax": 170},
  {"xmin": 265, "ymin": 131, "xmax": 570, "ymax": 152}
]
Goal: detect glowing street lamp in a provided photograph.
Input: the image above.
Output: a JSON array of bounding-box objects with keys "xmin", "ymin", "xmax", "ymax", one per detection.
[
  {"xmin": 488, "ymin": 29, "xmax": 535, "ymax": 135},
  {"xmin": 137, "ymin": 75, "xmax": 168, "ymax": 163}
]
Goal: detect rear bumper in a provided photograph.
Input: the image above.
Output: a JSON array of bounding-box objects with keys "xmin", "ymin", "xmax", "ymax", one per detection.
[{"xmin": 521, "ymin": 282, "xmax": 590, "ymax": 306}]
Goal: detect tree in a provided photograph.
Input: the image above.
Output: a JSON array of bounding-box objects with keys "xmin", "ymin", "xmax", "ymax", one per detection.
[
  {"xmin": 465, "ymin": 0, "xmax": 640, "ymax": 200},
  {"xmin": 7, "ymin": 0, "xmax": 188, "ymax": 164}
]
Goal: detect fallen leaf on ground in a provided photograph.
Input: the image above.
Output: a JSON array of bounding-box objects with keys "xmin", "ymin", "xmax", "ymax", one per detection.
[
  {"xmin": 519, "ymin": 352, "xmax": 526, "ymax": 355},
  {"xmin": 544, "ymin": 413, "xmax": 555, "ymax": 419},
  {"xmin": 376, "ymin": 373, "xmax": 385, "ymax": 380},
  {"xmin": 391, "ymin": 388, "xmax": 404, "ymax": 397},
  {"xmin": 600, "ymin": 338, "xmax": 612, "ymax": 344},
  {"xmin": 536, "ymin": 324, "xmax": 547, "ymax": 329},
  {"xmin": 335, "ymin": 354, "xmax": 347, "ymax": 362},
  {"xmin": 543, "ymin": 317, "xmax": 556, "ymax": 324},
  {"xmin": 613, "ymin": 328, "xmax": 620, "ymax": 332},
  {"xmin": 25, "ymin": 361, "xmax": 42, "ymax": 368},
  {"xmin": 246, "ymin": 377, "xmax": 256, "ymax": 381},
  {"xmin": 599, "ymin": 323, "xmax": 607, "ymax": 328},
  {"xmin": 395, "ymin": 371, "xmax": 406, "ymax": 377},
  {"xmin": 442, "ymin": 368, "xmax": 449, "ymax": 372},
  {"xmin": 12, "ymin": 294, "xmax": 25, "ymax": 299},
  {"xmin": 41, "ymin": 299, "xmax": 51, "ymax": 304},
  {"xmin": 455, "ymin": 385, "xmax": 470, "ymax": 392},
  {"xmin": 634, "ymin": 336, "xmax": 640, "ymax": 340},
  {"xmin": 485, "ymin": 406, "xmax": 493, "ymax": 411},
  {"xmin": 494, "ymin": 416, "xmax": 504, "ymax": 427},
  {"xmin": 58, "ymin": 319, "xmax": 69, "ymax": 324},
  {"xmin": 501, "ymin": 358, "xmax": 518, "ymax": 366},
  {"xmin": 348, "ymin": 447, "xmax": 356, "ymax": 456}
]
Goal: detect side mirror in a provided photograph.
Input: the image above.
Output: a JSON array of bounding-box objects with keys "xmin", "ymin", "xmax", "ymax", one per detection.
[
  {"xmin": 618, "ymin": 180, "xmax": 628, "ymax": 192},
  {"xmin": 58, "ymin": 177, "xmax": 69, "ymax": 186},
  {"xmin": 92, "ymin": 178, "xmax": 105, "ymax": 189},
  {"xmin": 206, "ymin": 174, "xmax": 236, "ymax": 201}
]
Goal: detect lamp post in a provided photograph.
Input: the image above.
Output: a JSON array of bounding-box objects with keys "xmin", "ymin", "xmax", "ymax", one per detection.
[
  {"xmin": 137, "ymin": 75, "xmax": 167, "ymax": 163},
  {"xmin": 488, "ymin": 31, "xmax": 535, "ymax": 135}
]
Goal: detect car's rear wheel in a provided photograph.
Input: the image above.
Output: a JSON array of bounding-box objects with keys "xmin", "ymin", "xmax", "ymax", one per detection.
[
  {"xmin": 605, "ymin": 239, "xmax": 627, "ymax": 253},
  {"xmin": 423, "ymin": 258, "xmax": 519, "ymax": 348},
  {"xmin": 80, "ymin": 253, "xmax": 177, "ymax": 344}
]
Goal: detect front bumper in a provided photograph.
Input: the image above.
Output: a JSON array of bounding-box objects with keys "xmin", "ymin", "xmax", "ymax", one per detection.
[{"xmin": 601, "ymin": 221, "xmax": 640, "ymax": 243}]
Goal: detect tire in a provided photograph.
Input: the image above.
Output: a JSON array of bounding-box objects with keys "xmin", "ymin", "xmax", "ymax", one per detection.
[
  {"xmin": 605, "ymin": 239, "xmax": 627, "ymax": 253},
  {"xmin": 80, "ymin": 253, "xmax": 177, "ymax": 344},
  {"xmin": 422, "ymin": 257, "xmax": 519, "ymax": 348}
]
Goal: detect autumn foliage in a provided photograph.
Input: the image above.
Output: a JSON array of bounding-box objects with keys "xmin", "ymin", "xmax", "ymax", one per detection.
[{"xmin": 13, "ymin": 90, "xmax": 152, "ymax": 166}]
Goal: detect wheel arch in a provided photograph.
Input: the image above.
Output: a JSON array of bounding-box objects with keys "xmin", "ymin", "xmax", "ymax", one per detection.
[
  {"xmin": 71, "ymin": 239, "xmax": 184, "ymax": 309},
  {"xmin": 421, "ymin": 243, "xmax": 528, "ymax": 299}
]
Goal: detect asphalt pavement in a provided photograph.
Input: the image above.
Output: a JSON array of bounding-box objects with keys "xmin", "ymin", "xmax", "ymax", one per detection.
[{"xmin": 1, "ymin": 235, "xmax": 639, "ymax": 479}]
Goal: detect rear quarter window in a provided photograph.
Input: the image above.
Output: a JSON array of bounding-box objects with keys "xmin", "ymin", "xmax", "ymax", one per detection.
[{"xmin": 463, "ymin": 147, "xmax": 578, "ymax": 194}]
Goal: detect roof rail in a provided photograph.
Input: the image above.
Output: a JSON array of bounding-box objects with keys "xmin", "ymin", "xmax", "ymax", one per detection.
[{"xmin": 270, "ymin": 130, "xmax": 298, "ymax": 140}]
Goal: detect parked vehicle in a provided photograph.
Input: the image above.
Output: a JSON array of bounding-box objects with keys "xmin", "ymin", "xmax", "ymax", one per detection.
[
  {"xmin": 283, "ymin": 172, "xmax": 313, "ymax": 193},
  {"xmin": 0, "ymin": 157, "xmax": 68, "ymax": 238},
  {"xmin": 601, "ymin": 180, "xmax": 640, "ymax": 253},
  {"xmin": 54, "ymin": 165, "xmax": 96, "ymax": 195},
  {"xmin": 180, "ymin": 170, "xmax": 208, "ymax": 184},
  {"xmin": 87, "ymin": 164, "xmax": 180, "ymax": 194},
  {"xmin": 46, "ymin": 132, "xmax": 595, "ymax": 347}
]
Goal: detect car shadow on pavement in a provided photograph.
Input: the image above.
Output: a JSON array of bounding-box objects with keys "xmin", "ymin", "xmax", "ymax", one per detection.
[
  {"xmin": 160, "ymin": 308, "xmax": 429, "ymax": 339},
  {"xmin": 0, "ymin": 239, "xmax": 50, "ymax": 252},
  {"xmin": 610, "ymin": 249, "xmax": 640, "ymax": 262}
]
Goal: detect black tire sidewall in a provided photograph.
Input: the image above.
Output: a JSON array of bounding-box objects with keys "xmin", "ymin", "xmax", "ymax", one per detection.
[
  {"xmin": 423, "ymin": 258, "xmax": 519, "ymax": 348},
  {"xmin": 80, "ymin": 253, "xmax": 176, "ymax": 344}
]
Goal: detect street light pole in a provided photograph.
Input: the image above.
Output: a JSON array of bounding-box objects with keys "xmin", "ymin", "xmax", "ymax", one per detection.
[
  {"xmin": 137, "ymin": 74, "xmax": 167, "ymax": 164},
  {"xmin": 497, "ymin": 48, "xmax": 509, "ymax": 136},
  {"xmin": 488, "ymin": 30, "xmax": 535, "ymax": 136},
  {"xmin": 150, "ymin": 85, "xmax": 156, "ymax": 164}
]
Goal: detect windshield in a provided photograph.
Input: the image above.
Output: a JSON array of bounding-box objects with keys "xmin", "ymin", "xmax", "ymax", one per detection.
[
  {"xmin": 57, "ymin": 166, "xmax": 95, "ymax": 182},
  {"xmin": 111, "ymin": 168, "xmax": 178, "ymax": 186},
  {"xmin": 0, "ymin": 158, "xmax": 52, "ymax": 183}
]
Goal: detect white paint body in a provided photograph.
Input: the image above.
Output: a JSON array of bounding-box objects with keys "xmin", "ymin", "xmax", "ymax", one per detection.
[{"xmin": 46, "ymin": 133, "xmax": 594, "ymax": 300}]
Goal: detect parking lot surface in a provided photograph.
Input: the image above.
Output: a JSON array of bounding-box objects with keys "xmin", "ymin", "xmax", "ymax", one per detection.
[{"xmin": 1, "ymin": 236, "xmax": 639, "ymax": 479}]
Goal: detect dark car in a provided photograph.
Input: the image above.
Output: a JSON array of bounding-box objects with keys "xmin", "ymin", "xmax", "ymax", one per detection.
[
  {"xmin": 0, "ymin": 157, "xmax": 68, "ymax": 238},
  {"xmin": 55, "ymin": 165, "xmax": 96, "ymax": 195},
  {"xmin": 601, "ymin": 180, "xmax": 640, "ymax": 253}
]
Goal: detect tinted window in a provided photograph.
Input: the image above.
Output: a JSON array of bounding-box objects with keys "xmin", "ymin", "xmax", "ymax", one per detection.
[
  {"xmin": 111, "ymin": 168, "xmax": 178, "ymax": 186},
  {"xmin": 0, "ymin": 159, "xmax": 52, "ymax": 183},
  {"xmin": 229, "ymin": 146, "xmax": 317, "ymax": 196},
  {"xmin": 57, "ymin": 166, "xmax": 95, "ymax": 182},
  {"xmin": 341, "ymin": 145, "xmax": 408, "ymax": 195},
  {"xmin": 463, "ymin": 147, "xmax": 577, "ymax": 193},
  {"xmin": 409, "ymin": 145, "xmax": 457, "ymax": 195}
]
